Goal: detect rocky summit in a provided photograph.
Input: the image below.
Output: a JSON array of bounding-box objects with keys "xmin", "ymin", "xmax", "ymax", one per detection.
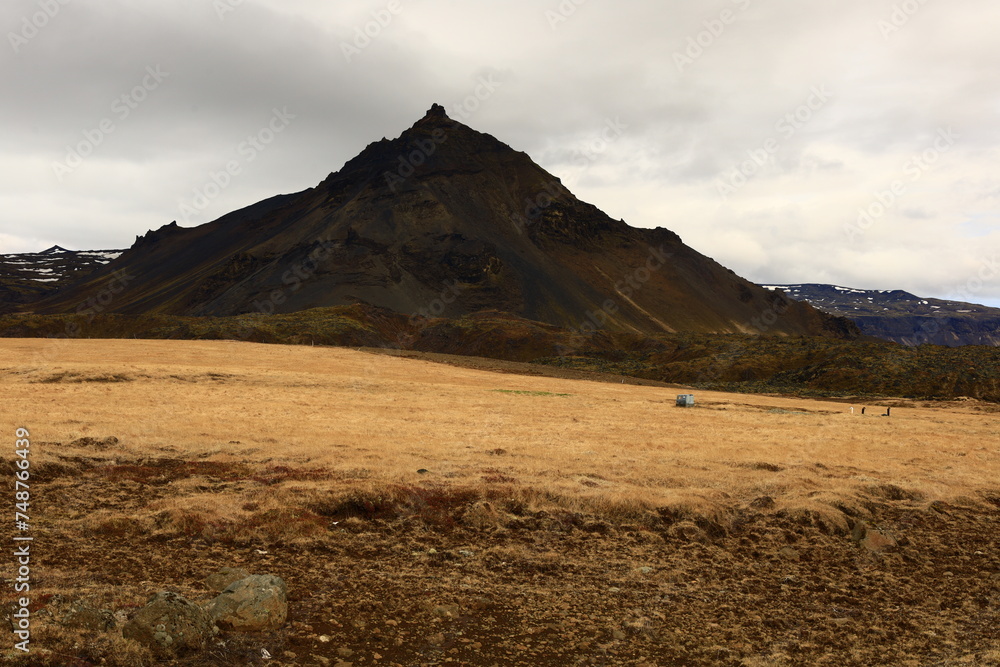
[{"xmin": 27, "ymin": 106, "xmax": 855, "ymax": 339}]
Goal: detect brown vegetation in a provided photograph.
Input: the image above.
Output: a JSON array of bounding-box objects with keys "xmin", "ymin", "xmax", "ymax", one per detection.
[{"xmin": 1, "ymin": 339, "xmax": 999, "ymax": 665}]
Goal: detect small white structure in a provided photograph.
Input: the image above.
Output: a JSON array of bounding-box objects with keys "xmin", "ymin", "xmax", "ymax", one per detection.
[{"xmin": 676, "ymin": 394, "xmax": 695, "ymax": 407}]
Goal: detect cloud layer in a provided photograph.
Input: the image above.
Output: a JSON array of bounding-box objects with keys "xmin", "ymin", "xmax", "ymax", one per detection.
[{"xmin": 3, "ymin": 0, "xmax": 998, "ymax": 305}]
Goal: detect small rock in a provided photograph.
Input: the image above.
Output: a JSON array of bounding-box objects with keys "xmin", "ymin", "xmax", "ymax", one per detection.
[
  {"xmin": 860, "ymin": 529, "xmax": 897, "ymax": 553},
  {"xmin": 851, "ymin": 520, "xmax": 897, "ymax": 552},
  {"xmin": 433, "ymin": 604, "xmax": 461, "ymax": 619},
  {"xmin": 337, "ymin": 647, "xmax": 355, "ymax": 658},
  {"xmin": 203, "ymin": 567, "xmax": 251, "ymax": 593},
  {"xmin": 428, "ymin": 632, "xmax": 446, "ymax": 646},
  {"xmin": 62, "ymin": 603, "xmax": 116, "ymax": 631},
  {"xmin": 850, "ymin": 520, "xmax": 869, "ymax": 543},
  {"xmin": 778, "ymin": 547, "xmax": 800, "ymax": 561},
  {"xmin": 122, "ymin": 592, "xmax": 213, "ymax": 657},
  {"xmin": 668, "ymin": 520, "xmax": 708, "ymax": 543},
  {"xmin": 205, "ymin": 574, "xmax": 287, "ymax": 632},
  {"xmin": 638, "ymin": 566, "xmax": 654, "ymax": 575},
  {"xmin": 318, "ymin": 634, "xmax": 332, "ymax": 643}
]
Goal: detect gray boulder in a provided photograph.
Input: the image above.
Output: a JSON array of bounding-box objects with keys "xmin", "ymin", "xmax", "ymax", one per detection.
[
  {"xmin": 203, "ymin": 567, "xmax": 251, "ymax": 593},
  {"xmin": 122, "ymin": 592, "xmax": 213, "ymax": 657},
  {"xmin": 205, "ymin": 574, "xmax": 287, "ymax": 632}
]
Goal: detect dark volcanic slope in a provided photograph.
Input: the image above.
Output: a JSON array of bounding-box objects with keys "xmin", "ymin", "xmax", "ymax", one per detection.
[
  {"xmin": 0, "ymin": 245, "xmax": 124, "ymax": 314},
  {"xmin": 31, "ymin": 106, "xmax": 854, "ymax": 338},
  {"xmin": 765, "ymin": 283, "xmax": 1000, "ymax": 346}
]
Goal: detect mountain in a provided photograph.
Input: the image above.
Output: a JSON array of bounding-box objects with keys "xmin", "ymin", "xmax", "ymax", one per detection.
[
  {"xmin": 25, "ymin": 105, "xmax": 855, "ymax": 339},
  {"xmin": 0, "ymin": 246, "xmax": 125, "ymax": 314},
  {"xmin": 763, "ymin": 284, "xmax": 1000, "ymax": 346}
]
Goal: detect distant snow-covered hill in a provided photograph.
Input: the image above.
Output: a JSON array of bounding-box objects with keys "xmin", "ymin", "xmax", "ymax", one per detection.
[
  {"xmin": 762, "ymin": 283, "xmax": 1000, "ymax": 346},
  {"xmin": 0, "ymin": 245, "xmax": 125, "ymax": 313}
]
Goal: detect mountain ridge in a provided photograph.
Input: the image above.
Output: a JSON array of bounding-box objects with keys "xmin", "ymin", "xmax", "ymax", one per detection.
[
  {"xmin": 21, "ymin": 105, "xmax": 856, "ymax": 339},
  {"xmin": 765, "ymin": 283, "xmax": 1000, "ymax": 346},
  {"xmin": 0, "ymin": 246, "xmax": 125, "ymax": 314}
]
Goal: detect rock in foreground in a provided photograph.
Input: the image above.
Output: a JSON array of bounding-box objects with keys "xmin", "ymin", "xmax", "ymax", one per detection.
[
  {"xmin": 205, "ymin": 574, "xmax": 288, "ymax": 632},
  {"xmin": 122, "ymin": 591, "xmax": 214, "ymax": 657}
]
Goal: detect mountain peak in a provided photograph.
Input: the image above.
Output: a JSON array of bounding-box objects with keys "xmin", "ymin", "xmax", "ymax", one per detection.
[
  {"xmin": 28, "ymin": 107, "xmax": 858, "ymax": 342},
  {"xmin": 410, "ymin": 102, "xmax": 457, "ymax": 133},
  {"xmin": 425, "ymin": 103, "xmax": 448, "ymax": 119}
]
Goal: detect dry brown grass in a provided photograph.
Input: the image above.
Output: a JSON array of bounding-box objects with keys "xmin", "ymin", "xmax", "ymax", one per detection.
[
  {"xmin": 2, "ymin": 339, "xmax": 1000, "ymax": 665},
  {"xmin": 2, "ymin": 338, "xmax": 998, "ymax": 530}
]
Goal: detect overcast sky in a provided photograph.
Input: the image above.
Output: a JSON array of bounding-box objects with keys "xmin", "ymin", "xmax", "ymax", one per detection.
[{"xmin": 3, "ymin": 0, "xmax": 998, "ymax": 306}]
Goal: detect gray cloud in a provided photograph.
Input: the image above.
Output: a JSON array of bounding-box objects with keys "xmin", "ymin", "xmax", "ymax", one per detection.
[{"xmin": 2, "ymin": 0, "xmax": 998, "ymax": 306}]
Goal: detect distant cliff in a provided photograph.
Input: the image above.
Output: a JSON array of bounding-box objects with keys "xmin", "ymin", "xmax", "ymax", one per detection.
[{"xmin": 763, "ymin": 284, "xmax": 1000, "ymax": 346}]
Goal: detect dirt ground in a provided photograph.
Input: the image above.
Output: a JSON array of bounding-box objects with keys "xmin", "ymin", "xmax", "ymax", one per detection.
[{"xmin": 1, "ymin": 339, "xmax": 999, "ymax": 666}]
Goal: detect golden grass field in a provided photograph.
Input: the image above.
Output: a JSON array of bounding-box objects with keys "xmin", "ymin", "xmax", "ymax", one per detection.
[
  {"xmin": 1, "ymin": 338, "xmax": 999, "ymax": 666},
  {"xmin": 3, "ymin": 338, "xmax": 997, "ymax": 517}
]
